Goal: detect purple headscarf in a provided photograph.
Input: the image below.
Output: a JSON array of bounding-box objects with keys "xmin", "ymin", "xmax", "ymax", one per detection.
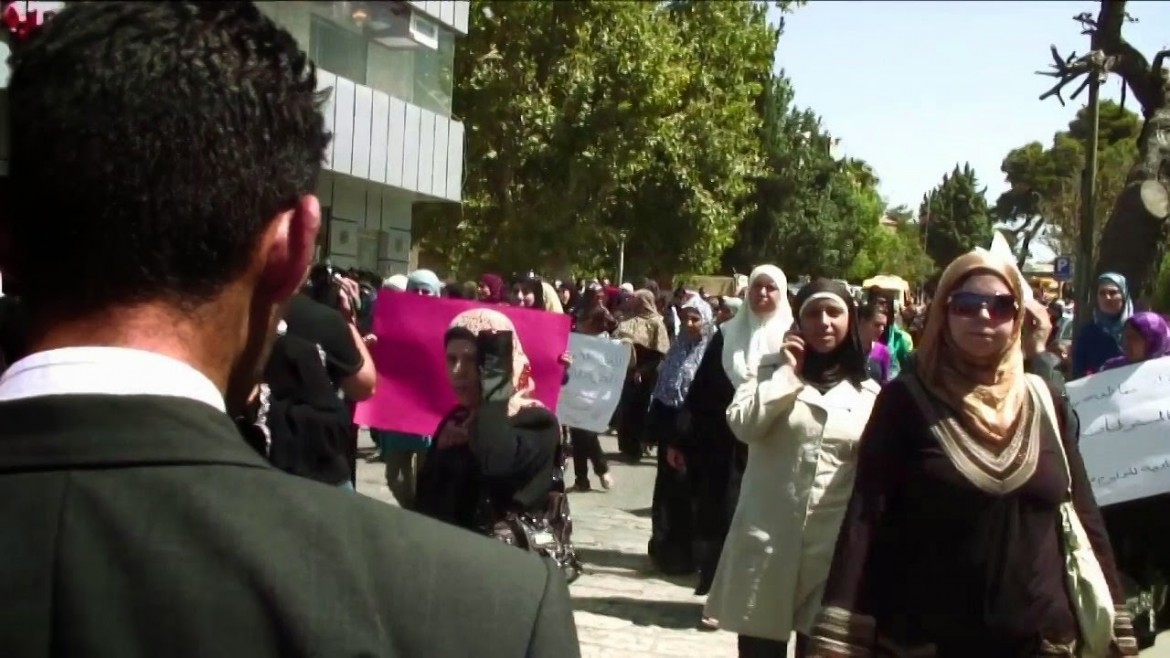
[{"xmin": 1100, "ymin": 311, "xmax": 1170, "ymax": 371}]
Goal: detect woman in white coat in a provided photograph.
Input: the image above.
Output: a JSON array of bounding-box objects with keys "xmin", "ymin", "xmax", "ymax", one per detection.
[{"xmin": 705, "ymin": 279, "xmax": 880, "ymax": 657}]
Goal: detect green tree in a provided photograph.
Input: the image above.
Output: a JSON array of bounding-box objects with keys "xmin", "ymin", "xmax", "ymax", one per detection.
[
  {"xmin": 415, "ymin": 0, "xmax": 778, "ymax": 278},
  {"xmin": 1155, "ymin": 251, "xmax": 1170, "ymax": 312},
  {"xmin": 919, "ymin": 164, "xmax": 994, "ymax": 268},
  {"xmin": 848, "ymin": 220, "xmax": 935, "ymax": 283},
  {"xmin": 994, "ymin": 100, "xmax": 1139, "ymax": 266},
  {"xmin": 721, "ymin": 72, "xmax": 884, "ymax": 279},
  {"xmin": 607, "ymin": 0, "xmax": 779, "ymax": 278},
  {"xmin": 1039, "ymin": 0, "xmax": 1170, "ymax": 301}
]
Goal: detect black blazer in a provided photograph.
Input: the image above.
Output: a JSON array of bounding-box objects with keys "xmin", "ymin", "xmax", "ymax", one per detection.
[{"xmin": 0, "ymin": 394, "xmax": 580, "ymax": 658}]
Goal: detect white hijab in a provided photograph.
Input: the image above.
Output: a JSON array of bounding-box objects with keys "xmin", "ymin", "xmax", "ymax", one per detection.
[{"xmin": 720, "ymin": 265, "xmax": 793, "ymax": 387}]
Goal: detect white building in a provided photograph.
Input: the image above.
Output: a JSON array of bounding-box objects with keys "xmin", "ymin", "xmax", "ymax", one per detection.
[{"xmin": 0, "ymin": 0, "xmax": 468, "ymax": 275}]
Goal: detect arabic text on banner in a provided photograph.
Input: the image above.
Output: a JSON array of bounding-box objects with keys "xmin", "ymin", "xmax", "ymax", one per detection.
[
  {"xmin": 1067, "ymin": 355, "xmax": 1170, "ymax": 506},
  {"xmin": 556, "ymin": 334, "xmax": 630, "ymax": 433},
  {"xmin": 353, "ymin": 291, "xmax": 571, "ymax": 435}
]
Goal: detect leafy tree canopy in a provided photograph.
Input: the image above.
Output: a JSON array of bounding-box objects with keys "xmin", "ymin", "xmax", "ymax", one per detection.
[
  {"xmin": 721, "ymin": 72, "xmax": 885, "ymax": 280},
  {"xmin": 415, "ymin": 0, "xmax": 779, "ymax": 279},
  {"xmin": 919, "ymin": 163, "xmax": 994, "ymax": 268},
  {"xmin": 849, "ymin": 217, "xmax": 935, "ymax": 284},
  {"xmin": 994, "ymin": 100, "xmax": 1140, "ymax": 266}
]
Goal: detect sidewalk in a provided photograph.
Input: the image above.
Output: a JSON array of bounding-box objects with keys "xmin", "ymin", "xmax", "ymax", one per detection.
[{"xmin": 355, "ymin": 431, "xmax": 1170, "ymax": 657}]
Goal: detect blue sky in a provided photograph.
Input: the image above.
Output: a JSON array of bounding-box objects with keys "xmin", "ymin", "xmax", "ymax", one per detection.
[{"xmin": 769, "ymin": 0, "xmax": 1168, "ymax": 218}]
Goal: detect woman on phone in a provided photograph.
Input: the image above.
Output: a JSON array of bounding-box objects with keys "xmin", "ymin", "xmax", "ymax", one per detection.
[{"xmin": 705, "ymin": 279, "xmax": 877, "ymax": 657}]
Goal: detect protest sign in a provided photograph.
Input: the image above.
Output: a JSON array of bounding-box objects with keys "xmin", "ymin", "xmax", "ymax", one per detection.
[
  {"xmin": 557, "ymin": 334, "xmax": 631, "ymax": 433},
  {"xmin": 354, "ymin": 291, "xmax": 571, "ymax": 435},
  {"xmin": 1067, "ymin": 356, "xmax": 1170, "ymax": 506}
]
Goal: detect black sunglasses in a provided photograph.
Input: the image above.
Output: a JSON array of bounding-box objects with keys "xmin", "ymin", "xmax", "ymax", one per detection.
[{"xmin": 947, "ymin": 292, "xmax": 1017, "ymax": 321}]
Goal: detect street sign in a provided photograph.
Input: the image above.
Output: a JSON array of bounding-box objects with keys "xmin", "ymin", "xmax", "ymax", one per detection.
[{"xmin": 1054, "ymin": 255, "xmax": 1073, "ymax": 282}]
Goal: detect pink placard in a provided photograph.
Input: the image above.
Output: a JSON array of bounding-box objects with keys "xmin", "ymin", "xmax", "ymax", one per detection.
[{"xmin": 353, "ymin": 290, "xmax": 572, "ymax": 435}]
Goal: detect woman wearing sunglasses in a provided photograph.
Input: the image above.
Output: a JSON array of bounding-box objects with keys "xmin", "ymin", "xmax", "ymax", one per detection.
[{"xmin": 810, "ymin": 250, "xmax": 1135, "ymax": 657}]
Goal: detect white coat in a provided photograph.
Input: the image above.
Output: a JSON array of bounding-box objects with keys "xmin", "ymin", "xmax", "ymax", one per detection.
[{"xmin": 704, "ymin": 361, "xmax": 879, "ymax": 641}]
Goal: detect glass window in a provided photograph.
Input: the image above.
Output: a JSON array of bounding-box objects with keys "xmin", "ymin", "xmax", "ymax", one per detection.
[
  {"xmin": 411, "ymin": 28, "xmax": 454, "ymax": 116},
  {"xmin": 311, "ymin": 15, "xmax": 367, "ymax": 85}
]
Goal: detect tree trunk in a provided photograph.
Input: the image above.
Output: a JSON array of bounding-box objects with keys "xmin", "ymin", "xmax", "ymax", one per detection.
[
  {"xmin": 1094, "ymin": 102, "xmax": 1170, "ymax": 301},
  {"xmin": 1039, "ymin": 0, "xmax": 1170, "ymax": 303}
]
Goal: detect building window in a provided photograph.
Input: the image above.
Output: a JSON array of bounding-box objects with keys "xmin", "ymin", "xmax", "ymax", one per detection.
[{"xmin": 311, "ymin": 15, "xmax": 367, "ymax": 85}]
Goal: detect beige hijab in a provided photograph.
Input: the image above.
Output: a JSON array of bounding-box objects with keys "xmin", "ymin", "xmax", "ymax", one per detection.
[
  {"xmin": 916, "ymin": 250, "xmax": 1028, "ymax": 443},
  {"xmin": 448, "ymin": 308, "xmax": 543, "ymax": 417},
  {"xmin": 539, "ymin": 280, "xmax": 564, "ymax": 314},
  {"xmin": 616, "ymin": 290, "xmax": 670, "ymax": 354}
]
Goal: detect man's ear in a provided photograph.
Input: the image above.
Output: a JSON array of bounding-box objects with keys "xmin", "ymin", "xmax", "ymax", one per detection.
[{"xmin": 259, "ymin": 194, "xmax": 321, "ymax": 303}]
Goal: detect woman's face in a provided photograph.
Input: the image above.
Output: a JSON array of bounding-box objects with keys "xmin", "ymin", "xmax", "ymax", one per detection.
[
  {"xmin": 860, "ymin": 311, "xmax": 888, "ymax": 346},
  {"xmin": 559, "ymin": 288, "xmax": 571, "ymax": 305},
  {"xmin": 412, "ymin": 287, "xmax": 437, "ymax": 297},
  {"xmin": 748, "ymin": 275, "xmax": 780, "ymax": 315},
  {"xmin": 716, "ymin": 304, "xmax": 732, "ymax": 325},
  {"xmin": 477, "ymin": 283, "xmax": 492, "ymax": 300},
  {"xmin": 800, "ymin": 298, "xmax": 850, "ymax": 354},
  {"xmin": 445, "ymin": 338, "xmax": 480, "ymax": 406},
  {"xmin": 1121, "ymin": 324, "xmax": 1146, "ymax": 363},
  {"xmin": 680, "ymin": 308, "xmax": 704, "ymax": 338},
  {"xmin": 512, "ymin": 284, "xmax": 535, "ymax": 307},
  {"xmin": 946, "ymin": 273, "xmax": 1017, "ymax": 361},
  {"xmin": 1097, "ymin": 283, "xmax": 1125, "ymax": 316}
]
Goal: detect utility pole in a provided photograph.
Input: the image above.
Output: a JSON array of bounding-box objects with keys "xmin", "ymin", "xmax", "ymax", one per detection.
[
  {"xmin": 1073, "ymin": 55, "xmax": 1103, "ymax": 339},
  {"xmin": 617, "ymin": 231, "xmax": 627, "ymax": 285}
]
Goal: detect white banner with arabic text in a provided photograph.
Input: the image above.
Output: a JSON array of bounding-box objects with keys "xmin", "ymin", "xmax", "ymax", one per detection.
[
  {"xmin": 556, "ymin": 334, "xmax": 630, "ymax": 433},
  {"xmin": 1067, "ymin": 355, "xmax": 1170, "ymax": 506}
]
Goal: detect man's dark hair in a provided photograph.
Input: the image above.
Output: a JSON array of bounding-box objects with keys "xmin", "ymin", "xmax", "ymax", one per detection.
[{"xmin": 4, "ymin": 2, "xmax": 331, "ymax": 318}]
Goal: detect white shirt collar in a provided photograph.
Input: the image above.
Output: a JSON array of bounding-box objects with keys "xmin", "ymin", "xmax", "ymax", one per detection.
[{"xmin": 0, "ymin": 346, "xmax": 227, "ymax": 413}]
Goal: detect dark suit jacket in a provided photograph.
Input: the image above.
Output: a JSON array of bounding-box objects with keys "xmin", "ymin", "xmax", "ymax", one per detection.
[{"xmin": 0, "ymin": 394, "xmax": 580, "ymax": 657}]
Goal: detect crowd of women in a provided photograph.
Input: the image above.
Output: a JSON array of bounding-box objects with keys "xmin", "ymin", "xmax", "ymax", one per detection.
[{"xmin": 339, "ymin": 251, "xmax": 1170, "ymax": 658}]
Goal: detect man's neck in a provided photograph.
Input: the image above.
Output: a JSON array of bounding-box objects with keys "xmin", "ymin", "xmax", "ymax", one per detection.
[{"xmin": 26, "ymin": 303, "xmax": 236, "ymax": 396}]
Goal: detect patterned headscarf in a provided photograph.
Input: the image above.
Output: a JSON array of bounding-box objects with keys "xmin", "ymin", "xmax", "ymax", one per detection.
[
  {"xmin": 448, "ymin": 308, "xmax": 542, "ymax": 417},
  {"xmin": 916, "ymin": 249, "xmax": 1028, "ymax": 444},
  {"xmin": 652, "ymin": 296, "xmax": 714, "ymax": 408}
]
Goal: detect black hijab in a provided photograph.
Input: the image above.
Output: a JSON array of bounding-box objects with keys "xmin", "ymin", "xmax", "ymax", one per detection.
[{"xmin": 794, "ymin": 279, "xmax": 870, "ymax": 391}]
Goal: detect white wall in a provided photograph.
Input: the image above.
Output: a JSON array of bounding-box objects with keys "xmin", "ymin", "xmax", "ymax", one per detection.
[
  {"xmin": 316, "ymin": 69, "xmax": 463, "ymax": 202},
  {"xmin": 318, "ymin": 172, "xmax": 414, "ymax": 275},
  {"xmin": 409, "ymin": 0, "xmax": 470, "ymax": 34}
]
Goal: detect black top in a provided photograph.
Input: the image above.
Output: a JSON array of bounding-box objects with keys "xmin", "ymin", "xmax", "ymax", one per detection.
[
  {"xmin": 814, "ymin": 378, "xmax": 1126, "ymax": 656},
  {"xmin": 283, "ymin": 292, "xmax": 363, "ymax": 388},
  {"xmin": 262, "ymin": 332, "xmax": 352, "ymax": 485},
  {"xmin": 416, "ymin": 402, "xmax": 561, "ymax": 532},
  {"xmin": 0, "ymin": 394, "xmax": 579, "ymax": 657}
]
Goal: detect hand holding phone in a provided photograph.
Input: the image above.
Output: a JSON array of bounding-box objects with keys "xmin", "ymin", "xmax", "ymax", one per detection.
[
  {"xmin": 476, "ymin": 330, "xmax": 514, "ymax": 403},
  {"xmin": 1022, "ymin": 299, "xmax": 1051, "ymax": 357}
]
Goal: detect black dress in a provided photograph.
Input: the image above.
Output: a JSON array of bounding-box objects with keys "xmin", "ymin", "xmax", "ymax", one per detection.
[
  {"xmin": 679, "ymin": 332, "xmax": 747, "ymax": 593},
  {"xmin": 616, "ymin": 344, "xmax": 663, "ymax": 459},
  {"xmin": 810, "ymin": 376, "xmax": 1134, "ymax": 657},
  {"xmin": 416, "ymin": 402, "xmax": 561, "ymax": 533}
]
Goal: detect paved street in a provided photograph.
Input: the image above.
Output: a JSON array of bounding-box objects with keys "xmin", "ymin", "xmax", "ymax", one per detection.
[{"xmin": 355, "ymin": 431, "xmax": 1170, "ymax": 657}]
